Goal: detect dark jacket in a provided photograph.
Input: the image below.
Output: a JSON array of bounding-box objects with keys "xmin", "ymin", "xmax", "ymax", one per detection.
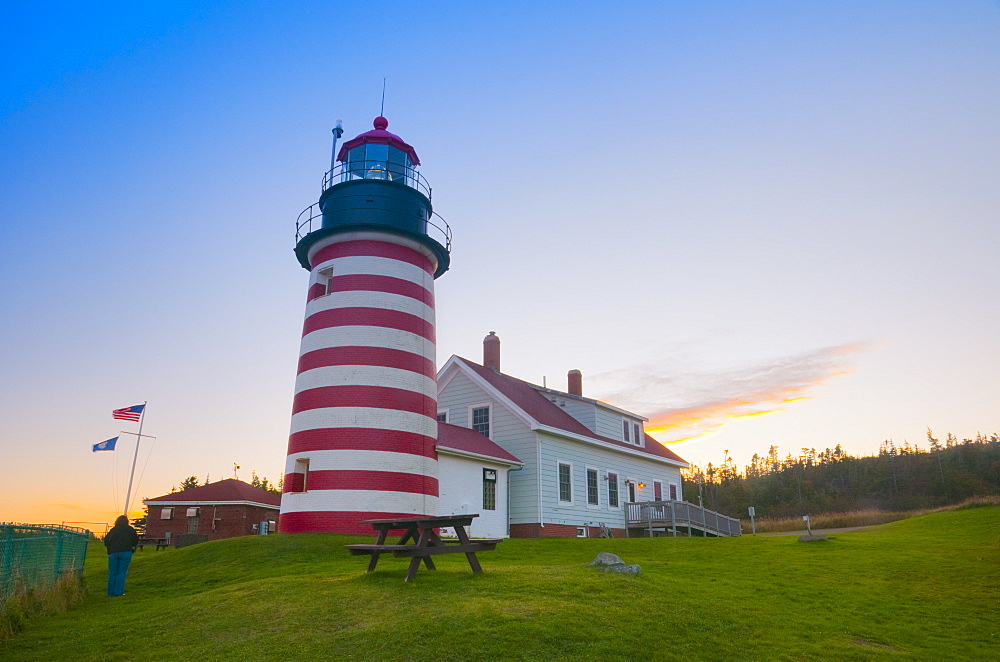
[{"xmin": 104, "ymin": 523, "xmax": 140, "ymax": 554}]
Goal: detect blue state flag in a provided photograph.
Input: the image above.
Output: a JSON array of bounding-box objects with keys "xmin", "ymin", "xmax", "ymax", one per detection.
[{"xmin": 92, "ymin": 437, "xmax": 118, "ymax": 452}]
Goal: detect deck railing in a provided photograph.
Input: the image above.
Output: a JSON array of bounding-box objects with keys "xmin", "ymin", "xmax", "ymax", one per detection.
[
  {"xmin": 626, "ymin": 500, "xmax": 742, "ymax": 537},
  {"xmin": 294, "ymin": 202, "xmax": 451, "ymax": 252}
]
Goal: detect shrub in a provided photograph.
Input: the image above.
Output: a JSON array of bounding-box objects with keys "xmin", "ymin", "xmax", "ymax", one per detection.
[{"xmin": 0, "ymin": 572, "xmax": 85, "ymax": 642}]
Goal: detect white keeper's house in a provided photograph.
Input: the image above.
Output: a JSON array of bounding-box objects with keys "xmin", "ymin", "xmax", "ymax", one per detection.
[{"xmin": 434, "ymin": 332, "xmax": 697, "ymax": 539}]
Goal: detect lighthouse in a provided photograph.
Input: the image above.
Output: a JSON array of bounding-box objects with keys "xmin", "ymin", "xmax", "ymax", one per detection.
[{"xmin": 279, "ymin": 116, "xmax": 450, "ymax": 534}]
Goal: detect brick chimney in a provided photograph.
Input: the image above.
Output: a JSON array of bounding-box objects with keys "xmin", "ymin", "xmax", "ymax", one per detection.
[
  {"xmin": 567, "ymin": 369, "xmax": 582, "ymax": 396},
  {"xmin": 484, "ymin": 331, "xmax": 500, "ymax": 372}
]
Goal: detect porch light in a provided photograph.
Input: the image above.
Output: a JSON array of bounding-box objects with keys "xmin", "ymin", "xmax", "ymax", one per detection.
[{"xmin": 637, "ymin": 483, "xmax": 646, "ymax": 489}]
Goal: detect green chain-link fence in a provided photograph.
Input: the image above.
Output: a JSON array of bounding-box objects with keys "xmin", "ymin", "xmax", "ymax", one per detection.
[{"xmin": 0, "ymin": 524, "xmax": 90, "ymax": 599}]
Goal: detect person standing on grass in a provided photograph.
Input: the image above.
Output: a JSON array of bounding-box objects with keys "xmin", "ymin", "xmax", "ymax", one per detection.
[{"xmin": 104, "ymin": 515, "xmax": 139, "ymax": 597}]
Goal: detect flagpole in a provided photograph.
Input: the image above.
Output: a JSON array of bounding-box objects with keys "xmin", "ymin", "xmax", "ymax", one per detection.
[{"xmin": 122, "ymin": 401, "xmax": 147, "ymax": 517}]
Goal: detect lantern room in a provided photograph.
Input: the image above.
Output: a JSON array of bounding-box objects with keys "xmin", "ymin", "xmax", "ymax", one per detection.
[
  {"xmin": 337, "ymin": 116, "xmax": 422, "ymax": 189},
  {"xmin": 293, "ymin": 116, "xmax": 450, "ymax": 277}
]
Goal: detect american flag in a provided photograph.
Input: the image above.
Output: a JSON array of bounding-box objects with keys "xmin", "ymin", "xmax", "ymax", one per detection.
[{"xmin": 112, "ymin": 404, "xmax": 145, "ymax": 422}]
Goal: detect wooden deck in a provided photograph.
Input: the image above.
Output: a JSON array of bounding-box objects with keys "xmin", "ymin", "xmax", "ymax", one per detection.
[{"xmin": 625, "ymin": 500, "xmax": 742, "ymax": 537}]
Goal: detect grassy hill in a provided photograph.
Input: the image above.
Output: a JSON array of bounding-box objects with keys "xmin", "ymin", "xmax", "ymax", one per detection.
[{"xmin": 3, "ymin": 506, "xmax": 998, "ymax": 661}]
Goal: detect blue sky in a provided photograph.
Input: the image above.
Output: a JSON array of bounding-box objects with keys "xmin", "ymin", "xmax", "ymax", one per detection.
[{"xmin": 2, "ymin": 1, "xmax": 998, "ymax": 525}]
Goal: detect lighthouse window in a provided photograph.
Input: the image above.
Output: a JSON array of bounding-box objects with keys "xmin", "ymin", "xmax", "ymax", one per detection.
[
  {"xmin": 387, "ymin": 146, "xmax": 409, "ymax": 183},
  {"xmin": 318, "ymin": 267, "xmax": 334, "ymax": 296},
  {"xmin": 347, "ymin": 146, "xmax": 367, "ymax": 179},
  {"xmin": 294, "ymin": 458, "xmax": 310, "ymax": 493},
  {"xmin": 364, "ymin": 145, "xmax": 391, "ymax": 180}
]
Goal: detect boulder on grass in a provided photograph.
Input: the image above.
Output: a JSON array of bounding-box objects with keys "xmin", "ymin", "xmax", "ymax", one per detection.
[{"xmin": 588, "ymin": 552, "xmax": 641, "ymax": 574}]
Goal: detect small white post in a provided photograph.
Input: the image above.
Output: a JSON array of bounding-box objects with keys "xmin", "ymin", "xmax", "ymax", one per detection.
[
  {"xmin": 748, "ymin": 506, "xmax": 756, "ymax": 535},
  {"xmin": 803, "ymin": 514, "xmax": 812, "ymax": 536}
]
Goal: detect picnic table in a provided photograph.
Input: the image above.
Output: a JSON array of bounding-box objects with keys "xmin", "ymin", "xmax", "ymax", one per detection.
[
  {"xmin": 345, "ymin": 514, "xmax": 500, "ymax": 582},
  {"xmin": 137, "ymin": 537, "xmax": 170, "ymax": 551}
]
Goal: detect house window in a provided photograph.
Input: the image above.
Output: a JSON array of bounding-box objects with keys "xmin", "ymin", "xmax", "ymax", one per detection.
[
  {"xmin": 437, "ymin": 410, "xmax": 448, "ymax": 423},
  {"xmin": 622, "ymin": 419, "xmax": 630, "ymax": 443},
  {"xmin": 160, "ymin": 507, "xmax": 174, "ymax": 520},
  {"xmin": 483, "ymin": 469, "xmax": 497, "ymax": 510},
  {"xmin": 654, "ymin": 481, "xmax": 663, "ymax": 500},
  {"xmin": 628, "ymin": 481, "xmax": 637, "ymax": 503},
  {"xmin": 558, "ymin": 463, "xmax": 572, "ymax": 502},
  {"xmin": 669, "ymin": 484, "xmax": 678, "ymax": 500},
  {"xmin": 471, "ymin": 406, "xmax": 490, "ymax": 438},
  {"xmin": 634, "ymin": 422, "xmax": 642, "ymax": 444},
  {"xmin": 586, "ymin": 468, "xmax": 599, "ymax": 506},
  {"xmin": 295, "ymin": 458, "xmax": 310, "ymax": 492},
  {"xmin": 608, "ymin": 472, "xmax": 619, "ymax": 508}
]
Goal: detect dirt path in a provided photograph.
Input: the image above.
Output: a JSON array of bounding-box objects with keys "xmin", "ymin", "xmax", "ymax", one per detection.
[{"xmin": 757, "ymin": 525, "xmax": 879, "ymax": 537}]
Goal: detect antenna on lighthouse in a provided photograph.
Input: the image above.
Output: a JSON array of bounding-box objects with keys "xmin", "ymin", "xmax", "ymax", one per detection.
[
  {"xmin": 330, "ymin": 119, "xmax": 344, "ymax": 176},
  {"xmin": 380, "ymin": 76, "xmax": 387, "ymax": 116}
]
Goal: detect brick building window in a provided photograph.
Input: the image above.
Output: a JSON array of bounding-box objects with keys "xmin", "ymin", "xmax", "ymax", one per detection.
[{"xmin": 160, "ymin": 507, "xmax": 173, "ymax": 520}]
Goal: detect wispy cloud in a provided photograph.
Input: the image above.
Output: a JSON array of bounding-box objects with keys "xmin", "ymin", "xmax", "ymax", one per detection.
[{"xmin": 592, "ymin": 343, "xmax": 867, "ymax": 446}]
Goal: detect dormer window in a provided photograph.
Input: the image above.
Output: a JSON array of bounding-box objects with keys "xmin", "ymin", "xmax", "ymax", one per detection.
[{"xmin": 621, "ymin": 418, "xmax": 643, "ymax": 446}]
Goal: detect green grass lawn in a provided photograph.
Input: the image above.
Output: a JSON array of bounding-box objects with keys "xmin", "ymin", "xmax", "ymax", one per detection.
[{"xmin": 3, "ymin": 506, "xmax": 998, "ymax": 661}]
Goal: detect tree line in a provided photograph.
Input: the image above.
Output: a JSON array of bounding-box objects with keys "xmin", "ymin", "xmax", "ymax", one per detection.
[
  {"xmin": 681, "ymin": 429, "xmax": 1000, "ymax": 519},
  {"xmin": 173, "ymin": 471, "xmax": 281, "ymax": 494}
]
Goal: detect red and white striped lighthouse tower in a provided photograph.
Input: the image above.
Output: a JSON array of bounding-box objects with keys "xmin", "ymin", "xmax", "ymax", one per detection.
[{"xmin": 279, "ymin": 116, "xmax": 451, "ymax": 534}]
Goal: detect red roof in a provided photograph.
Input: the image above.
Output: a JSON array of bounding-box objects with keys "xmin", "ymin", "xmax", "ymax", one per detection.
[
  {"xmin": 336, "ymin": 116, "xmax": 421, "ymax": 165},
  {"xmin": 453, "ymin": 357, "xmax": 688, "ymax": 466},
  {"xmin": 437, "ymin": 422, "xmax": 522, "ymax": 464},
  {"xmin": 145, "ymin": 479, "xmax": 281, "ymax": 506}
]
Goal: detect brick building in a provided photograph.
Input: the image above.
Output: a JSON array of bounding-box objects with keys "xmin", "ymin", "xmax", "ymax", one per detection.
[{"xmin": 144, "ymin": 479, "xmax": 281, "ymax": 543}]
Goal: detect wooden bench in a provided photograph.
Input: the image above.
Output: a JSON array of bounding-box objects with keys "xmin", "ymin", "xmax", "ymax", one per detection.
[
  {"xmin": 345, "ymin": 515, "xmax": 500, "ymax": 581},
  {"xmin": 345, "ymin": 539, "xmax": 501, "ymax": 556}
]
